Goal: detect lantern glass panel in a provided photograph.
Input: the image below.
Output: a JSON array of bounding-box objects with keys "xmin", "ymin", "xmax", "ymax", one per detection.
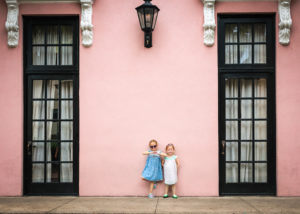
[
  {"xmin": 144, "ymin": 8, "xmax": 154, "ymax": 29},
  {"xmin": 152, "ymin": 8, "xmax": 159, "ymax": 30},
  {"xmin": 137, "ymin": 9, "xmax": 145, "ymax": 29}
]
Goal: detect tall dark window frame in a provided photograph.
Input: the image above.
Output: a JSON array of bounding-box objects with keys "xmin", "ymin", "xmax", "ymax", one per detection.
[
  {"xmin": 218, "ymin": 14, "xmax": 276, "ymax": 196},
  {"xmin": 23, "ymin": 16, "xmax": 79, "ymax": 195}
]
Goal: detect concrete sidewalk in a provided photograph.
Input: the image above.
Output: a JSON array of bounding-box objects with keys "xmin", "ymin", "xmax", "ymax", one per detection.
[{"xmin": 0, "ymin": 196, "xmax": 300, "ymax": 214}]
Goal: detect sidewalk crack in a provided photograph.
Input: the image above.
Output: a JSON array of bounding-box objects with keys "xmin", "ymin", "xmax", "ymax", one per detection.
[
  {"xmin": 47, "ymin": 197, "xmax": 78, "ymax": 213},
  {"xmin": 239, "ymin": 197, "xmax": 263, "ymax": 214},
  {"xmin": 154, "ymin": 197, "xmax": 159, "ymax": 214}
]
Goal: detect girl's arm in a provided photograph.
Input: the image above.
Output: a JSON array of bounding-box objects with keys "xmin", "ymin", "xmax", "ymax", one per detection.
[
  {"xmin": 142, "ymin": 151, "xmax": 152, "ymax": 155},
  {"xmin": 161, "ymin": 158, "xmax": 165, "ymax": 166},
  {"xmin": 159, "ymin": 152, "xmax": 168, "ymax": 157},
  {"xmin": 176, "ymin": 158, "xmax": 180, "ymax": 168}
]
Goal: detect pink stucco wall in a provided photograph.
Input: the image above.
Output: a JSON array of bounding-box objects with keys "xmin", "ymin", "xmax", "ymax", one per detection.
[{"xmin": 0, "ymin": 0, "xmax": 300, "ymax": 196}]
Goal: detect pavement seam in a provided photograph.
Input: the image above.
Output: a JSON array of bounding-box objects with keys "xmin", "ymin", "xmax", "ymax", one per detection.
[
  {"xmin": 46, "ymin": 197, "xmax": 78, "ymax": 214},
  {"xmin": 154, "ymin": 197, "xmax": 159, "ymax": 214},
  {"xmin": 239, "ymin": 197, "xmax": 263, "ymax": 214}
]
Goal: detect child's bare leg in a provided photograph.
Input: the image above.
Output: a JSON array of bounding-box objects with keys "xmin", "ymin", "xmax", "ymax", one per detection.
[
  {"xmin": 172, "ymin": 184, "xmax": 176, "ymax": 195},
  {"xmin": 149, "ymin": 182, "xmax": 154, "ymax": 194},
  {"xmin": 164, "ymin": 185, "xmax": 169, "ymax": 195}
]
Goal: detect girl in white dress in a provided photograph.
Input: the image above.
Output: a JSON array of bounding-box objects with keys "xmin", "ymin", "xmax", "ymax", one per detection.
[{"xmin": 162, "ymin": 143, "xmax": 180, "ymax": 199}]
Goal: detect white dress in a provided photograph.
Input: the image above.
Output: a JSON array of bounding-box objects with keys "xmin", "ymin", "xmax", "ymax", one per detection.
[{"xmin": 163, "ymin": 155, "xmax": 178, "ymax": 185}]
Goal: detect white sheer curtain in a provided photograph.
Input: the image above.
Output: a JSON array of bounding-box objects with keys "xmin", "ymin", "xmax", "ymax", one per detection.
[
  {"xmin": 32, "ymin": 25, "xmax": 73, "ymax": 66},
  {"xmin": 32, "ymin": 80, "xmax": 57, "ymax": 183},
  {"xmin": 47, "ymin": 26, "xmax": 59, "ymax": 65},
  {"xmin": 61, "ymin": 80, "xmax": 73, "ymax": 182},
  {"xmin": 61, "ymin": 26, "xmax": 73, "ymax": 65},
  {"xmin": 32, "ymin": 80, "xmax": 45, "ymax": 183},
  {"xmin": 225, "ymin": 24, "xmax": 266, "ymax": 65},
  {"xmin": 254, "ymin": 79, "xmax": 267, "ymax": 182},
  {"xmin": 254, "ymin": 24, "xmax": 266, "ymax": 64},
  {"xmin": 46, "ymin": 80, "xmax": 57, "ymax": 182},
  {"xmin": 225, "ymin": 78, "xmax": 267, "ymax": 183},
  {"xmin": 225, "ymin": 79, "xmax": 238, "ymax": 183},
  {"xmin": 225, "ymin": 24, "xmax": 238, "ymax": 64}
]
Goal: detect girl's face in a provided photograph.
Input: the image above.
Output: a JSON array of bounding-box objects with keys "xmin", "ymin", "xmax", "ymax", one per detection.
[
  {"xmin": 166, "ymin": 146, "xmax": 175, "ymax": 156},
  {"xmin": 149, "ymin": 142, "xmax": 158, "ymax": 151}
]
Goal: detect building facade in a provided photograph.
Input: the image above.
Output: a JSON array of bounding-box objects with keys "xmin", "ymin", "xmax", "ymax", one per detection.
[{"xmin": 0, "ymin": 0, "xmax": 300, "ymax": 196}]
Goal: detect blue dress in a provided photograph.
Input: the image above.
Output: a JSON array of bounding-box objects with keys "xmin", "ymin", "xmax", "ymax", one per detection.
[{"xmin": 142, "ymin": 151, "xmax": 163, "ymax": 181}]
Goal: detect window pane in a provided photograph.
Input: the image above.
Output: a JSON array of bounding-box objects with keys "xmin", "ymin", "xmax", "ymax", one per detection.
[
  {"xmin": 225, "ymin": 24, "xmax": 238, "ymax": 43},
  {"xmin": 32, "ymin": 164, "xmax": 44, "ymax": 183},
  {"xmin": 32, "ymin": 101, "xmax": 45, "ymax": 120},
  {"xmin": 47, "ymin": 46, "xmax": 59, "ymax": 65},
  {"xmin": 241, "ymin": 79, "xmax": 252, "ymax": 97},
  {"xmin": 32, "ymin": 122, "xmax": 45, "ymax": 140},
  {"xmin": 33, "ymin": 46, "xmax": 45, "ymax": 65},
  {"xmin": 240, "ymin": 45, "xmax": 252, "ymax": 64},
  {"xmin": 61, "ymin": 122, "xmax": 73, "ymax": 140},
  {"xmin": 33, "ymin": 80, "xmax": 45, "ymax": 99},
  {"xmin": 254, "ymin": 45, "xmax": 266, "ymax": 64},
  {"xmin": 226, "ymin": 121, "xmax": 238, "ymax": 140},
  {"xmin": 32, "ymin": 25, "xmax": 45, "ymax": 44},
  {"xmin": 46, "ymin": 80, "xmax": 59, "ymax": 99},
  {"xmin": 255, "ymin": 163, "xmax": 267, "ymax": 183},
  {"xmin": 254, "ymin": 24, "xmax": 266, "ymax": 42},
  {"xmin": 32, "ymin": 142, "xmax": 45, "ymax": 162},
  {"xmin": 47, "ymin": 163, "xmax": 60, "ymax": 183},
  {"xmin": 240, "ymin": 163, "xmax": 253, "ymax": 183},
  {"xmin": 241, "ymin": 142, "xmax": 252, "ymax": 161},
  {"xmin": 47, "ymin": 26, "xmax": 59, "ymax": 44},
  {"xmin": 226, "ymin": 163, "xmax": 238, "ymax": 183},
  {"xmin": 255, "ymin": 142, "xmax": 267, "ymax": 161},
  {"xmin": 255, "ymin": 121, "xmax": 267, "ymax": 140},
  {"xmin": 226, "ymin": 100, "xmax": 238, "ymax": 119},
  {"xmin": 255, "ymin": 79, "xmax": 267, "ymax": 97},
  {"xmin": 61, "ymin": 163, "xmax": 73, "ymax": 182},
  {"xmin": 47, "ymin": 101, "xmax": 59, "ymax": 120},
  {"xmin": 47, "ymin": 142, "xmax": 60, "ymax": 162},
  {"xmin": 61, "ymin": 80, "xmax": 73, "ymax": 99},
  {"xmin": 61, "ymin": 143, "xmax": 73, "ymax": 161},
  {"xmin": 47, "ymin": 121, "xmax": 59, "ymax": 140},
  {"xmin": 61, "ymin": 26, "xmax": 73, "ymax": 44},
  {"xmin": 241, "ymin": 121, "xmax": 252, "ymax": 140},
  {"xmin": 226, "ymin": 142, "xmax": 238, "ymax": 161},
  {"xmin": 225, "ymin": 45, "xmax": 238, "ymax": 64},
  {"xmin": 241, "ymin": 100, "xmax": 252, "ymax": 119},
  {"xmin": 255, "ymin": 100, "xmax": 267, "ymax": 119},
  {"xmin": 239, "ymin": 24, "xmax": 252, "ymax": 43},
  {"xmin": 225, "ymin": 79, "xmax": 238, "ymax": 98},
  {"xmin": 61, "ymin": 101, "xmax": 73, "ymax": 119},
  {"xmin": 61, "ymin": 46, "xmax": 73, "ymax": 65}
]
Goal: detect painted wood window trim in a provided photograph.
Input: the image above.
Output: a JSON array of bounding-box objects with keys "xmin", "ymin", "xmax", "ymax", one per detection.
[{"xmin": 5, "ymin": 0, "xmax": 94, "ymax": 47}]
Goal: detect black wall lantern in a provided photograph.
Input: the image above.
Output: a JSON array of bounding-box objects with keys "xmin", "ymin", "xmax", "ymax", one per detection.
[{"xmin": 136, "ymin": 0, "xmax": 160, "ymax": 48}]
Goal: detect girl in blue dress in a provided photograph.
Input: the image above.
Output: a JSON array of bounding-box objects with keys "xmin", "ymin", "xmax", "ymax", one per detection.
[{"xmin": 142, "ymin": 139, "xmax": 166, "ymax": 198}]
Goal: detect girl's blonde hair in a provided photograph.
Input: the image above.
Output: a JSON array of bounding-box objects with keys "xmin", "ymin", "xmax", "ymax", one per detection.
[
  {"xmin": 166, "ymin": 143, "xmax": 175, "ymax": 151},
  {"xmin": 149, "ymin": 139, "xmax": 158, "ymax": 147}
]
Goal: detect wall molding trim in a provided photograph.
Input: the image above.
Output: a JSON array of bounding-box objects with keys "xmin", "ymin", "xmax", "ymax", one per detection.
[
  {"xmin": 202, "ymin": 0, "xmax": 216, "ymax": 46},
  {"xmin": 5, "ymin": 0, "xmax": 94, "ymax": 47},
  {"xmin": 4, "ymin": 0, "xmax": 292, "ymax": 47},
  {"xmin": 5, "ymin": 0, "xmax": 19, "ymax": 47},
  {"xmin": 278, "ymin": 0, "xmax": 292, "ymax": 45},
  {"xmin": 80, "ymin": 0, "xmax": 93, "ymax": 47}
]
